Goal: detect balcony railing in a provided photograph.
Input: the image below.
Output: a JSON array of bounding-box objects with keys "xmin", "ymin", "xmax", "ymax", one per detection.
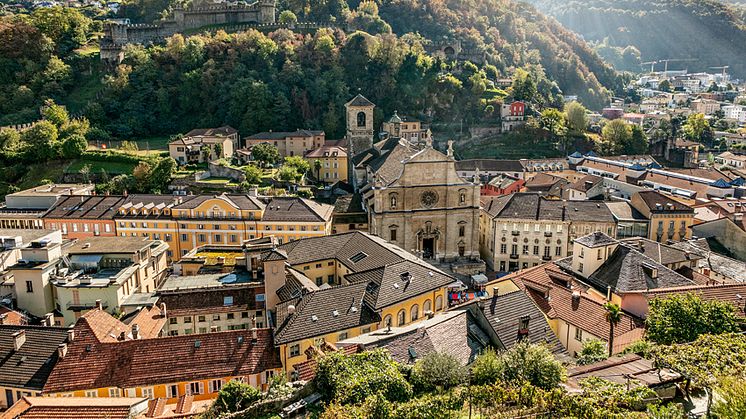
[
  {"xmin": 542, "ymin": 255, "xmax": 552, "ymax": 261},
  {"xmin": 509, "ymin": 253, "xmax": 519, "ymax": 259},
  {"xmin": 544, "ymin": 232, "xmax": 553, "ymax": 237},
  {"xmin": 66, "ymin": 300, "xmax": 109, "ymax": 310},
  {"xmin": 511, "ymin": 231, "xmax": 520, "ymax": 236}
]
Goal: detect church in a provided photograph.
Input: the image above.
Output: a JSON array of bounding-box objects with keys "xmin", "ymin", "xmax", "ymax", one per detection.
[{"xmin": 345, "ymin": 95, "xmax": 482, "ymax": 267}]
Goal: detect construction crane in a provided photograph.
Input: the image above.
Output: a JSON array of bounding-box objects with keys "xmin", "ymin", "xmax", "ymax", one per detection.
[
  {"xmin": 640, "ymin": 61, "xmax": 658, "ymax": 73},
  {"xmin": 658, "ymin": 58, "xmax": 698, "ymax": 77},
  {"xmin": 710, "ymin": 66, "xmax": 729, "ymax": 78}
]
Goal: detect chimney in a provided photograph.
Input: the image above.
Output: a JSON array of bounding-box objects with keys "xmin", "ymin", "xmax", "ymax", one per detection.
[
  {"xmin": 67, "ymin": 330, "xmax": 75, "ymax": 342},
  {"xmin": 132, "ymin": 324, "xmax": 140, "ymax": 340},
  {"xmin": 95, "ymin": 299, "xmax": 102, "ymax": 310},
  {"xmin": 493, "ymin": 286, "xmax": 499, "ymax": 297},
  {"xmin": 57, "ymin": 343, "xmax": 67, "ymax": 359},
  {"xmin": 44, "ymin": 313, "xmax": 54, "ymax": 326},
  {"xmin": 251, "ymin": 328, "xmax": 258, "ymax": 343},
  {"xmin": 638, "ymin": 240, "xmax": 645, "ymax": 250},
  {"xmin": 0, "ymin": 313, "xmax": 7, "ymax": 325},
  {"xmin": 12, "ymin": 330, "xmax": 26, "ymax": 351},
  {"xmin": 160, "ymin": 302, "xmax": 167, "ymax": 318}
]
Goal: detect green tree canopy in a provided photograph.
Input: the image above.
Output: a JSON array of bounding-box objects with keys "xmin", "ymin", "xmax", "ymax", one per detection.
[
  {"xmin": 213, "ymin": 379, "xmax": 262, "ymax": 413},
  {"xmin": 242, "ymin": 164, "xmax": 263, "ymax": 185},
  {"xmin": 61, "ymin": 133, "xmax": 87, "ymax": 159},
  {"xmin": 577, "ymin": 339, "xmax": 607, "ymax": 365},
  {"xmin": 278, "ymin": 10, "xmax": 298, "ymax": 25},
  {"xmin": 410, "ymin": 352, "xmax": 467, "ymax": 393},
  {"xmin": 645, "ymin": 293, "xmax": 741, "ymax": 345},
  {"xmin": 564, "ymin": 101, "xmax": 588, "ymax": 134},
  {"xmin": 251, "ymin": 143, "xmax": 280, "ymax": 167},
  {"xmin": 470, "ymin": 342, "xmax": 565, "ymax": 390},
  {"xmin": 600, "ymin": 118, "xmax": 631, "ymax": 155},
  {"xmin": 40, "ymin": 99, "xmax": 69, "ymax": 127},
  {"xmin": 283, "ymin": 155, "xmax": 310, "ymax": 173},
  {"xmin": 682, "ymin": 113, "xmax": 711, "ymax": 143},
  {"xmin": 511, "ymin": 68, "xmax": 537, "ymax": 103}
]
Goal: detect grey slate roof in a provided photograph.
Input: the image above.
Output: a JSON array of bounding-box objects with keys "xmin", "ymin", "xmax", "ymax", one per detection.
[
  {"xmin": 671, "ymin": 239, "xmax": 746, "ymax": 282},
  {"xmin": 619, "ymin": 238, "xmax": 702, "ymax": 266},
  {"xmin": 575, "ymin": 232, "xmax": 617, "ymax": 248},
  {"xmin": 478, "ymin": 288, "xmax": 565, "ymax": 354},
  {"xmin": 455, "ymin": 159, "xmax": 525, "ymax": 173},
  {"xmin": 346, "ymin": 260, "xmax": 455, "ymax": 310},
  {"xmin": 274, "ymin": 282, "xmax": 380, "ymax": 345},
  {"xmin": 586, "ymin": 244, "xmax": 696, "ymax": 293},
  {"xmin": 0, "ymin": 326, "xmax": 69, "ymax": 390},
  {"xmin": 261, "ymin": 197, "xmax": 332, "ymax": 222},
  {"xmin": 184, "ymin": 126, "xmax": 237, "ymax": 137},
  {"xmin": 245, "ymin": 129, "xmax": 324, "ymax": 140},
  {"xmin": 346, "ymin": 94, "xmax": 374, "ymax": 107},
  {"xmin": 481, "ymin": 193, "xmax": 614, "ymax": 223}
]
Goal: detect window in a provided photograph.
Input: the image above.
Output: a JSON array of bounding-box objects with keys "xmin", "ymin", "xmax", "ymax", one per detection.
[
  {"xmin": 169, "ymin": 330, "xmax": 178, "ymax": 336},
  {"xmin": 356, "ymin": 111, "xmax": 366, "ymax": 127},
  {"xmin": 181, "ymin": 234, "xmax": 188, "ymax": 241},
  {"xmin": 459, "ymin": 225, "xmax": 465, "ymax": 237},
  {"xmin": 213, "ymin": 314, "xmax": 221, "ymax": 321},
  {"xmin": 556, "ymin": 247, "xmax": 562, "ymax": 256},
  {"xmin": 597, "ymin": 249, "xmax": 602, "ymax": 260},
  {"xmin": 390, "ymin": 228, "xmax": 397, "ymax": 241},
  {"xmin": 169, "ymin": 317, "xmax": 177, "ymax": 325},
  {"xmin": 126, "ymin": 388, "xmax": 136, "ymax": 397},
  {"xmin": 315, "ymin": 277, "xmax": 323, "ymax": 286},
  {"xmin": 574, "ymin": 327, "xmax": 583, "ymax": 341},
  {"xmin": 183, "ymin": 316, "xmax": 192, "ymax": 323},
  {"xmin": 198, "ymin": 315, "xmax": 206, "ymax": 322},
  {"xmin": 167, "ymin": 384, "xmax": 179, "ymax": 398},
  {"xmin": 224, "ymin": 296, "xmax": 234, "ymax": 306},
  {"xmin": 544, "ymin": 246, "xmax": 550, "ymax": 257},
  {"xmin": 25, "ymin": 281, "xmax": 33, "ymax": 293},
  {"xmin": 142, "ymin": 387, "xmax": 154, "ymax": 399},
  {"xmin": 410, "ymin": 304, "xmax": 419, "ymax": 322},
  {"xmin": 187, "ymin": 382, "xmax": 204, "ymax": 395},
  {"xmin": 522, "ymin": 245, "xmax": 529, "ymax": 255},
  {"xmin": 85, "ymin": 390, "xmax": 98, "ymax": 398},
  {"xmin": 338, "ymin": 331, "xmax": 348, "ymax": 341},
  {"xmin": 198, "ymin": 234, "xmax": 206, "ymax": 242},
  {"xmin": 397, "ymin": 309, "xmax": 406, "ymax": 326},
  {"xmin": 327, "ymin": 275, "xmax": 335, "ymax": 284},
  {"xmin": 383, "ymin": 314, "xmax": 392, "ymax": 327},
  {"xmin": 500, "ymin": 244, "xmax": 507, "ymax": 254},
  {"xmin": 108, "ymin": 388, "xmax": 120, "ymax": 397},
  {"xmin": 533, "ymin": 246, "xmax": 539, "ymax": 255},
  {"xmin": 511, "ymin": 244, "xmax": 518, "ymax": 255},
  {"xmin": 435, "ymin": 295, "xmax": 443, "ymax": 311},
  {"xmin": 290, "ymin": 344, "xmax": 301, "ymax": 357},
  {"xmin": 214, "ymin": 234, "xmax": 222, "ymax": 242},
  {"xmin": 227, "ymin": 313, "xmax": 234, "ymax": 320},
  {"xmin": 208, "ymin": 380, "xmax": 223, "ymax": 393},
  {"xmin": 578, "ymin": 262, "xmax": 584, "ymax": 273}
]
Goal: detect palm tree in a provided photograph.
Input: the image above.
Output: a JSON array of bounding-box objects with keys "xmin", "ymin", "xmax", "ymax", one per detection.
[
  {"xmin": 604, "ymin": 302, "xmax": 622, "ymax": 357},
  {"xmin": 313, "ymin": 159, "xmax": 322, "ymax": 184}
]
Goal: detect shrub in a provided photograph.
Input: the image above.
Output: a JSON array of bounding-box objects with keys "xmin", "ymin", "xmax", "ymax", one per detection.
[
  {"xmin": 410, "ymin": 352, "xmax": 467, "ymax": 393},
  {"xmin": 470, "ymin": 347, "xmax": 502, "ymax": 385},
  {"xmin": 213, "ymin": 379, "xmax": 262, "ymax": 413},
  {"xmin": 315, "ymin": 349, "xmax": 413, "ymax": 405},
  {"xmin": 577, "ymin": 339, "xmax": 607, "ymax": 365},
  {"xmin": 470, "ymin": 342, "xmax": 565, "ymax": 390}
]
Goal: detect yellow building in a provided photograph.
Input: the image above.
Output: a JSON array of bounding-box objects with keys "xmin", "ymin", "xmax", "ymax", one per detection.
[
  {"xmin": 305, "ymin": 144, "xmax": 348, "ymax": 183},
  {"xmin": 168, "ymin": 126, "xmax": 238, "ymax": 165},
  {"xmin": 630, "ymin": 190, "xmax": 694, "ymax": 243},
  {"xmin": 244, "ymin": 130, "xmax": 325, "ymax": 158},
  {"xmin": 380, "ymin": 111, "xmax": 432, "ymax": 145},
  {"xmin": 263, "ymin": 231, "xmax": 453, "ymax": 375},
  {"xmin": 42, "ymin": 308, "xmax": 281, "ymax": 404},
  {"xmin": 113, "ymin": 194, "xmax": 333, "ymax": 261}
]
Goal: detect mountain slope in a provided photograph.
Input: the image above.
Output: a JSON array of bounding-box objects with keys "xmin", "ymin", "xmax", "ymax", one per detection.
[{"xmin": 526, "ymin": 0, "xmax": 746, "ymax": 77}]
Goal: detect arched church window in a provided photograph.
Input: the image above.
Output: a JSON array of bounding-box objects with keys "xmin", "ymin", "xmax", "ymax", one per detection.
[{"xmin": 357, "ymin": 111, "xmax": 366, "ymax": 127}]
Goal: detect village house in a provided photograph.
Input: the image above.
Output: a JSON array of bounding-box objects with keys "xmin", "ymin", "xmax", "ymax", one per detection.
[
  {"xmin": 380, "ymin": 111, "xmax": 432, "ymax": 145},
  {"xmin": 168, "ymin": 126, "xmax": 238, "ymax": 164},
  {"xmin": 715, "ymin": 151, "xmax": 746, "ymax": 169},
  {"xmin": 305, "ymin": 144, "xmax": 348, "ymax": 183},
  {"xmin": 0, "ymin": 325, "xmax": 70, "ymax": 408},
  {"xmin": 630, "ymin": 191, "xmax": 694, "ymax": 242},
  {"xmin": 500, "ymin": 101, "xmax": 526, "ymax": 132},
  {"xmin": 42, "ymin": 308, "xmax": 282, "ymax": 403},
  {"xmin": 244, "ymin": 130, "xmax": 325, "ymax": 158}
]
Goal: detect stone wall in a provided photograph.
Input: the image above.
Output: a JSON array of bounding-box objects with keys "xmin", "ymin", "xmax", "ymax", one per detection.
[{"xmin": 208, "ymin": 161, "xmax": 246, "ymax": 182}]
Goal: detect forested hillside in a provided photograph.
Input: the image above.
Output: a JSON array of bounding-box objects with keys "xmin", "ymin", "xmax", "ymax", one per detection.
[{"xmin": 526, "ymin": 0, "xmax": 746, "ymax": 76}]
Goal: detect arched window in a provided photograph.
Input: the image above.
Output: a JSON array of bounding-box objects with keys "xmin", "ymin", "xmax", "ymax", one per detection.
[
  {"xmin": 397, "ymin": 309, "xmax": 406, "ymax": 326},
  {"xmin": 357, "ymin": 111, "xmax": 366, "ymax": 127},
  {"xmin": 435, "ymin": 295, "xmax": 443, "ymax": 311},
  {"xmin": 383, "ymin": 314, "xmax": 392, "ymax": 328},
  {"xmin": 458, "ymin": 189, "xmax": 467, "ymax": 205},
  {"xmin": 423, "ymin": 299, "xmax": 432, "ymax": 314},
  {"xmin": 410, "ymin": 304, "xmax": 419, "ymax": 322}
]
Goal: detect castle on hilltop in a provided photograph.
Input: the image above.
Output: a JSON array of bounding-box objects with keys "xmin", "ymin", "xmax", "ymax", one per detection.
[{"xmin": 100, "ymin": 0, "xmax": 276, "ymax": 64}]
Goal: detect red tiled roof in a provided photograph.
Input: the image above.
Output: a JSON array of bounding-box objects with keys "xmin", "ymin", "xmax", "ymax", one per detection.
[
  {"xmin": 627, "ymin": 282, "xmax": 746, "ymax": 316},
  {"xmin": 80, "ymin": 308, "xmax": 131, "ymax": 343},
  {"xmin": 43, "ymin": 312, "xmax": 281, "ymax": 393},
  {"xmin": 128, "ymin": 306, "xmax": 166, "ymax": 339},
  {"xmin": 0, "ymin": 306, "xmax": 27, "ymax": 325},
  {"xmin": 3, "ymin": 397, "xmax": 146, "ymax": 419}
]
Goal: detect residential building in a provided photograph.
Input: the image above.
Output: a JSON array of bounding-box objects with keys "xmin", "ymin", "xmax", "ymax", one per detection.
[
  {"xmin": 331, "ymin": 194, "xmax": 368, "ymax": 234},
  {"xmin": 722, "ymin": 104, "xmax": 746, "ymax": 123},
  {"xmin": 630, "ymin": 191, "xmax": 694, "ymax": 242},
  {"xmin": 7, "ymin": 236, "xmax": 64, "ymax": 317},
  {"xmin": 263, "ymin": 231, "xmax": 456, "ymax": 376},
  {"xmin": 42, "ymin": 308, "xmax": 282, "ymax": 403},
  {"xmin": 479, "ymin": 194, "xmax": 615, "ymax": 273},
  {"xmin": 505, "ymin": 263, "xmax": 644, "ymax": 356},
  {"xmin": 500, "ymin": 101, "xmax": 526, "ymax": 132},
  {"xmin": 305, "ymin": 144, "xmax": 348, "ymax": 182},
  {"xmin": 380, "ymin": 111, "xmax": 432, "ymax": 145},
  {"xmin": 3, "ymin": 184, "xmax": 94, "ymax": 210},
  {"xmin": 244, "ymin": 130, "xmax": 325, "ymax": 158},
  {"xmin": 715, "ymin": 151, "xmax": 746, "ymax": 169},
  {"xmin": 42, "ymin": 195, "xmax": 123, "ymax": 239},
  {"xmin": 168, "ymin": 126, "xmax": 238, "ymax": 164},
  {"xmin": 690, "ymin": 98, "xmax": 720, "ymax": 115},
  {"xmin": 565, "ymin": 174, "xmax": 604, "ymax": 201},
  {"xmin": 51, "ymin": 237, "xmax": 169, "ymax": 325},
  {"xmin": 112, "ymin": 194, "xmax": 333, "ymax": 261},
  {"xmin": 523, "ymin": 173, "xmax": 568, "ymax": 198},
  {"xmin": 360, "ymin": 139, "xmax": 481, "ymax": 264},
  {"xmin": 606, "ymin": 202, "xmax": 649, "ymax": 239},
  {"xmin": 692, "ymin": 217, "xmax": 746, "ymax": 261},
  {"xmin": 0, "ymin": 325, "xmax": 70, "ymax": 408},
  {"xmin": 481, "ymin": 174, "xmax": 523, "ymax": 196},
  {"xmin": 158, "ymin": 272, "xmax": 266, "ymax": 336}
]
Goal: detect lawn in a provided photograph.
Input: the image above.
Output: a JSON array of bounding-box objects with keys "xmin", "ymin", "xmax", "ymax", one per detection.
[
  {"xmin": 65, "ymin": 158, "xmax": 138, "ymax": 175},
  {"xmin": 89, "ymin": 136, "xmax": 172, "ymax": 156}
]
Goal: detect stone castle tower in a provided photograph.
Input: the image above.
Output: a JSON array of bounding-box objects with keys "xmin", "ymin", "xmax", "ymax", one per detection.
[{"xmin": 345, "ymin": 94, "xmax": 375, "ymax": 158}]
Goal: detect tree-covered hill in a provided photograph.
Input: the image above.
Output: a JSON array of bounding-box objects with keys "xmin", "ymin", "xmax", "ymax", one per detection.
[{"xmin": 525, "ymin": 0, "xmax": 746, "ymax": 77}]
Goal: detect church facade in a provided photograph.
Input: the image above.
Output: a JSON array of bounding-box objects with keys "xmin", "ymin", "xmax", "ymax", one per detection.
[{"xmin": 345, "ymin": 94, "xmax": 482, "ymax": 265}]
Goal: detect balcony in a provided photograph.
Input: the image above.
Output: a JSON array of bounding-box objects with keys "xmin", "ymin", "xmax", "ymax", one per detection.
[
  {"xmin": 511, "ymin": 231, "xmax": 520, "ymax": 236},
  {"xmin": 66, "ymin": 300, "xmax": 108, "ymax": 311},
  {"xmin": 509, "ymin": 254, "xmax": 519, "ymax": 259},
  {"xmin": 544, "ymin": 232, "xmax": 553, "ymax": 237},
  {"xmin": 542, "ymin": 256, "xmax": 552, "ymax": 261}
]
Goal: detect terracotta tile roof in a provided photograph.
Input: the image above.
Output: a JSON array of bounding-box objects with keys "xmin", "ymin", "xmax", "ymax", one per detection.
[
  {"xmin": 627, "ymin": 282, "xmax": 746, "ymax": 316},
  {"xmin": 3, "ymin": 396, "xmax": 148, "ymax": 419},
  {"xmin": 568, "ymin": 174, "xmax": 603, "ymax": 192},
  {"xmin": 274, "ymin": 282, "xmax": 380, "ymax": 345},
  {"xmin": 635, "ymin": 191, "xmax": 693, "ymax": 213},
  {"xmin": 126, "ymin": 306, "xmax": 166, "ymax": 339},
  {"xmin": 0, "ymin": 326, "xmax": 69, "ymax": 391},
  {"xmin": 78, "ymin": 308, "xmax": 132, "ymax": 343},
  {"xmin": 0, "ymin": 306, "xmax": 28, "ymax": 325},
  {"xmin": 43, "ymin": 326, "xmax": 281, "ymax": 393}
]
